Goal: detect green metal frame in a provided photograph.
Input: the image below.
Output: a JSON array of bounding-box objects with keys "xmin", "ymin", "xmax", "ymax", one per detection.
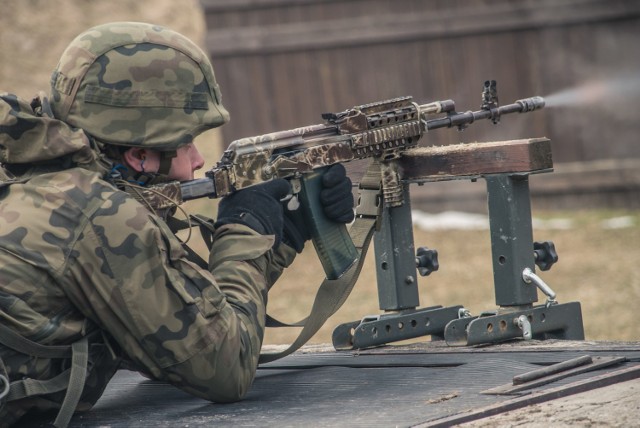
[{"xmin": 332, "ymin": 172, "xmax": 584, "ymax": 350}]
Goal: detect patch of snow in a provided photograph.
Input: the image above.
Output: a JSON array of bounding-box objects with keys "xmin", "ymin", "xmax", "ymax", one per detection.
[
  {"xmin": 412, "ymin": 211, "xmax": 489, "ymax": 231},
  {"xmin": 412, "ymin": 211, "xmax": 576, "ymax": 231},
  {"xmin": 600, "ymin": 216, "xmax": 636, "ymax": 229},
  {"xmin": 532, "ymin": 217, "xmax": 574, "ymax": 230},
  {"xmin": 411, "ymin": 211, "xmax": 637, "ymax": 231}
]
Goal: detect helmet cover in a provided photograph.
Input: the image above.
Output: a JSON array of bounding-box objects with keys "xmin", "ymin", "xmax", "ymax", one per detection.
[{"xmin": 49, "ymin": 21, "xmax": 229, "ymax": 150}]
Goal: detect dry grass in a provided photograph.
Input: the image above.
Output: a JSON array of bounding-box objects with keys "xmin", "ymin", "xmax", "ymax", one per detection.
[
  {"xmin": 265, "ymin": 210, "xmax": 640, "ymax": 345},
  {"xmin": 181, "ymin": 202, "xmax": 640, "ymax": 345}
]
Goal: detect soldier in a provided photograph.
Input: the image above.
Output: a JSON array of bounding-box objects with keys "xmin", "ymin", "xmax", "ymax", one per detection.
[{"xmin": 0, "ymin": 22, "xmax": 354, "ymax": 427}]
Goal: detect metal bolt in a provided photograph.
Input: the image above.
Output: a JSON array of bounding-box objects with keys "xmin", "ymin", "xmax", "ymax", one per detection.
[{"xmin": 515, "ymin": 315, "xmax": 533, "ymax": 340}]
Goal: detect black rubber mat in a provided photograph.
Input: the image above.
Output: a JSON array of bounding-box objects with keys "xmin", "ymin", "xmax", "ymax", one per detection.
[
  {"xmin": 18, "ymin": 342, "xmax": 640, "ymax": 427},
  {"xmin": 53, "ymin": 346, "xmax": 639, "ymax": 427}
]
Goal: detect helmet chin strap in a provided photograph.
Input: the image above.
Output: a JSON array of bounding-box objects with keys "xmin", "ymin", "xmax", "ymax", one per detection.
[
  {"xmin": 158, "ymin": 150, "xmax": 177, "ymax": 175},
  {"xmin": 131, "ymin": 149, "xmax": 177, "ymax": 185}
]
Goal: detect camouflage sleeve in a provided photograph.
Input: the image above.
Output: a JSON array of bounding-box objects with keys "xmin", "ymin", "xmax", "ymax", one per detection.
[
  {"xmin": 264, "ymin": 240, "xmax": 299, "ymax": 289},
  {"xmin": 63, "ymin": 187, "xmax": 296, "ymax": 403}
]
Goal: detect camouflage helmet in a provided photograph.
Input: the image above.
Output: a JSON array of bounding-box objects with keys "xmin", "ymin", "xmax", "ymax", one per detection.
[{"xmin": 49, "ymin": 21, "xmax": 229, "ymax": 151}]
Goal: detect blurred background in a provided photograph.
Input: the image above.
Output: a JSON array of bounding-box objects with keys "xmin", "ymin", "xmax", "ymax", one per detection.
[
  {"xmin": 200, "ymin": 0, "xmax": 640, "ymax": 212},
  {"xmin": 2, "ymin": 0, "xmax": 638, "ymax": 343}
]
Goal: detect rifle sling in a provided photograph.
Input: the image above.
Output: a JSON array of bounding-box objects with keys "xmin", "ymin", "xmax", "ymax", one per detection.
[
  {"xmin": 259, "ymin": 160, "xmax": 381, "ymax": 364},
  {"xmin": 168, "ymin": 214, "xmax": 217, "ymax": 270}
]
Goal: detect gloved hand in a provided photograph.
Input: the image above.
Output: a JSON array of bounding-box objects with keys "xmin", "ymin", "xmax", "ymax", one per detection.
[
  {"xmin": 283, "ymin": 164, "xmax": 355, "ymax": 253},
  {"xmin": 215, "ymin": 179, "xmax": 291, "ymax": 247},
  {"xmin": 320, "ymin": 164, "xmax": 355, "ymax": 223}
]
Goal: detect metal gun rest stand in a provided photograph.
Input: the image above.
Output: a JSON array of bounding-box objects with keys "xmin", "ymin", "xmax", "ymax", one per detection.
[{"xmin": 332, "ymin": 138, "xmax": 584, "ymax": 350}]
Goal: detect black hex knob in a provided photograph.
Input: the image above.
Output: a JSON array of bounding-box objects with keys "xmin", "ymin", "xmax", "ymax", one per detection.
[{"xmin": 416, "ymin": 247, "xmax": 439, "ymax": 276}]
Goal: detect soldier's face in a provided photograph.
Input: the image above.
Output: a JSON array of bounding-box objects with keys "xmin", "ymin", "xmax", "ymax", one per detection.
[{"xmin": 166, "ymin": 144, "xmax": 206, "ymax": 181}]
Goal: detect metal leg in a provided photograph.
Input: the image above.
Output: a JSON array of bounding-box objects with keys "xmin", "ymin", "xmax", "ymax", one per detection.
[
  {"xmin": 333, "ymin": 172, "xmax": 584, "ymax": 350},
  {"xmin": 332, "ymin": 184, "xmax": 462, "ymax": 350},
  {"xmin": 374, "ymin": 185, "xmax": 420, "ymax": 310},
  {"xmin": 486, "ymin": 174, "xmax": 538, "ymax": 307}
]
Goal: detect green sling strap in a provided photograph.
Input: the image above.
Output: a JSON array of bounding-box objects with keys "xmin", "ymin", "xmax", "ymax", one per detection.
[
  {"xmin": 0, "ymin": 324, "xmax": 90, "ymax": 428},
  {"xmin": 259, "ymin": 217, "xmax": 377, "ymax": 363},
  {"xmin": 258, "ymin": 160, "xmax": 382, "ymax": 364},
  {"xmin": 0, "ymin": 324, "xmax": 72, "ymax": 359}
]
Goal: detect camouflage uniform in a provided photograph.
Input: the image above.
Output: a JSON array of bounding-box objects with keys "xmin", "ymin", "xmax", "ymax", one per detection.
[{"xmin": 0, "ymin": 22, "xmax": 297, "ymax": 426}]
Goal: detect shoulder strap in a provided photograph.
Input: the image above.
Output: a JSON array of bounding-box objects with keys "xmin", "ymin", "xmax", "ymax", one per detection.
[
  {"xmin": 0, "ymin": 324, "xmax": 90, "ymax": 428},
  {"xmin": 0, "ymin": 324, "xmax": 71, "ymax": 359},
  {"xmin": 166, "ymin": 214, "xmax": 217, "ymax": 269}
]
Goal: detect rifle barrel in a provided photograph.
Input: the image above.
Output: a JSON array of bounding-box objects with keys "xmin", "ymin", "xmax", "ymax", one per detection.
[{"xmin": 425, "ymin": 96, "xmax": 545, "ymax": 131}]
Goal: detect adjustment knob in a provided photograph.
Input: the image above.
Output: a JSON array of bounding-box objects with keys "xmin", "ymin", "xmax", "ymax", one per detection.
[
  {"xmin": 416, "ymin": 247, "xmax": 439, "ymax": 276},
  {"xmin": 533, "ymin": 241, "xmax": 558, "ymax": 271}
]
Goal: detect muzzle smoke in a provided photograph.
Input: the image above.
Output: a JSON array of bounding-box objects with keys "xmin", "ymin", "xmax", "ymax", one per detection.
[{"xmin": 544, "ymin": 76, "xmax": 640, "ymax": 108}]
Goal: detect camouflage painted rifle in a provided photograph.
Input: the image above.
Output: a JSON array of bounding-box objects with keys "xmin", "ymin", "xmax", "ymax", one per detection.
[{"xmin": 154, "ymin": 81, "xmax": 545, "ymax": 279}]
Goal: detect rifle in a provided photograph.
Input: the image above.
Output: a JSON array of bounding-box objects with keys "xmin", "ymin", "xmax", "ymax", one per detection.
[{"xmin": 151, "ymin": 81, "xmax": 545, "ymax": 280}]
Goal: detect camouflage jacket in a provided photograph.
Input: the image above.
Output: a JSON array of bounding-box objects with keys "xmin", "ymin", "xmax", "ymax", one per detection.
[{"xmin": 0, "ymin": 93, "xmax": 297, "ymax": 426}]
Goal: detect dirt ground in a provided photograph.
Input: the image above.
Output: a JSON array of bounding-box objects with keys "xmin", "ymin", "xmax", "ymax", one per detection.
[{"xmin": 459, "ymin": 379, "xmax": 640, "ymax": 427}]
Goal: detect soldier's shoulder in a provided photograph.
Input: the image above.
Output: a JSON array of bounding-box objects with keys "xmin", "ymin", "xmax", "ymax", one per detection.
[
  {"xmin": 27, "ymin": 167, "xmax": 116, "ymax": 196},
  {"xmin": 20, "ymin": 167, "xmax": 134, "ymax": 220}
]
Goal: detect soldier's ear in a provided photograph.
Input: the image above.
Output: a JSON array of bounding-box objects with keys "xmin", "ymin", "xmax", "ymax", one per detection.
[{"xmin": 122, "ymin": 147, "xmax": 148, "ymax": 172}]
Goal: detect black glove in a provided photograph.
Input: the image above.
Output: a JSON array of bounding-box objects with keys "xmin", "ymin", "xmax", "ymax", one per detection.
[
  {"xmin": 216, "ymin": 179, "xmax": 291, "ymax": 247},
  {"xmin": 320, "ymin": 164, "xmax": 355, "ymax": 223},
  {"xmin": 283, "ymin": 164, "xmax": 355, "ymax": 253}
]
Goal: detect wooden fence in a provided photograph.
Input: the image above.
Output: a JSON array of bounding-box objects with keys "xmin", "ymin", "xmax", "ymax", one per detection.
[{"xmin": 200, "ymin": 0, "xmax": 640, "ymax": 210}]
